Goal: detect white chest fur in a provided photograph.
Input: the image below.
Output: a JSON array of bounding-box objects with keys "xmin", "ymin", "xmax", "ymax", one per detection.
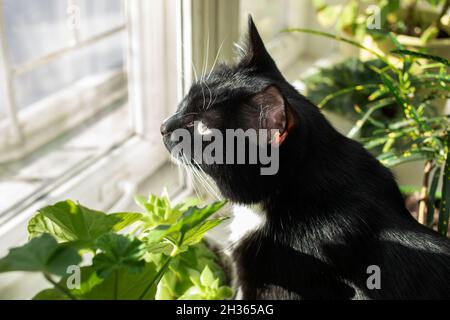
[
  {"xmin": 228, "ymin": 204, "xmax": 266, "ymax": 245},
  {"xmin": 226, "ymin": 204, "xmax": 266, "ymax": 300}
]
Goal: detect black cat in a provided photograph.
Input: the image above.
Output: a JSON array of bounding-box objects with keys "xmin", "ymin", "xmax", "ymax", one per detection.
[{"xmin": 161, "ymin": 16, "xmax": 450, "ymax": 299}]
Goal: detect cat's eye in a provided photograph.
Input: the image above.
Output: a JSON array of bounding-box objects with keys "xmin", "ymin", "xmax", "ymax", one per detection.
[{"xmin": 197, "ymin": 121, "xmax": 212, "ymax": 135}]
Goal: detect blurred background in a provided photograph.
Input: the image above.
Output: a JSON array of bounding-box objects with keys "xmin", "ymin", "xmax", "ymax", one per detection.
[{"xmin": 0, "ymin": 0, "xmax": 449, "ymax": 298}]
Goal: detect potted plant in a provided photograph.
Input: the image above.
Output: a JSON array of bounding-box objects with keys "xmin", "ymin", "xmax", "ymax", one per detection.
[
  {"xmin": 314, "ymin": 0, "xmax": 450, "ymax": 59},
  {"xmin": 0, "ymin": 194, "xmax": 233, "ymax": 300}
]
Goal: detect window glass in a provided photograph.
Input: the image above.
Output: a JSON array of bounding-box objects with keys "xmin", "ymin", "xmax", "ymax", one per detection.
[
  {"xmin": 4, "ymin": 0, "xmax": 68, "ymax": 66},
  {"xmin": 79, "ymin": 0, "xmax": 124, "ymax": 38},
  {"xmin": 15, "ymin": 32, "xmax": 125, "ymax": 110},
  {"xmin": 0, "ymin": 1, "xmax": 129, "ymax": 217},
  {"xmin": 239, "ymin": 0, "xmax": 290, "ymax": 41}
]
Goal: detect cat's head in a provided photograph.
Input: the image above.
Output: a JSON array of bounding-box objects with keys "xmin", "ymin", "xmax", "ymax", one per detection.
[{"xmin": 161, "ymin": 16, "xmax": 305, "ymax": 203}]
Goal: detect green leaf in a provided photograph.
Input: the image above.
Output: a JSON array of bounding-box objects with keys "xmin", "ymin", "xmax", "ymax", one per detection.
[
  {"xmin": 387, "ymin": 31, "xmax": 404, "ymax": 50},
  {"xmin": 134, "ymin": 194, "xmax": 184, "ymax": 229},
  {"xmin": 0, "ymin": 234, "xmax": 81, "ymax": 276},
  {"xmin": 378, "ymin": 150, "xmax": 432, "ymax": 167},
  {"xmin": 178, "ymin": 287, "xmax": 203, "ymax": 300},
  {"xmin": 216, "ymin": 286, "xmax": 233, "ymax": 299},
  {"xmin": 200, "ymin": 265, "xmax": 215, "ymax": 287},
  {"xmin": 33, "ymin": 288, "xmax": 70, "ymax": 300},
  {"xmin": 438, "ymin": 141, "xmax": 450, "ymax": 236},
  {"xmin": 177, "ymin": 201, "xmax": 227, "ymax": 234},
  {"xmin": 182, "ymin": 218, "xmax": 228, "ymax": 247},
  {"xmin": 180, "ymin": 265, "xmax": 233, "ymax": 300},
  {"xmin": 379, "ymin": 73, "xmax": 426, "ymax": 130},
  {"xmin": 155, "ymin": 242, "xmax": 228, "ymax": 299},
  {"xmin": 84, "ymin": 263, "xmax": 158, "ymax": 300},
  {"xmin": 35, "ymin": 263, "xmax": 160, "ymax": 300},
  {"xmin": 110, "ymin": 212, "xmax": 143, "ymax": 231},
  {"xmin": 92, "ymin": 234, "xmax": 146, "ymax": 278},
  {"xmin": 347, "ymin": 97, "xmax": 395, "ymax": 138},
  {"xmin": 143, "ymin": 201, "xmax": 226, "ymax": 249},
  {"xmin": 28, "ymin": 200, "xmax": 121, "ymax": 247},
  {"xmin": 420, "ymin": 25, "xmax": 439, "ymax": 43},
  {"xmin": 391, "ymin": 49, "xmax": 450, "ymax": 67},
  {"xmin": 33, "ymin": 266, "xmax": 101, "ymax": 300}
]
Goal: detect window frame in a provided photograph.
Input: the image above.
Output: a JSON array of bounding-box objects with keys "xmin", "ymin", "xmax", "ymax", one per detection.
[
  {"xmin": 0, "ymin": 0, "xmax": 187, "ymax": 255},
  {"xmin": 0, "ymin": 0, "xmax": 128, "ymax": 161}
]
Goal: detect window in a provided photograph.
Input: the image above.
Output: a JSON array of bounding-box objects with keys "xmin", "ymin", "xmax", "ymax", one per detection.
[
  {"xmin": 0, "ymin": 0, "xmax": 343, "ymax": 298},
  {"xmin": 0, "ymin": 0, "xmax": 186, "ymax": 258},
  {"xmin": 0, "ymin": 0, "xmax": 129, "ymax": 217}
]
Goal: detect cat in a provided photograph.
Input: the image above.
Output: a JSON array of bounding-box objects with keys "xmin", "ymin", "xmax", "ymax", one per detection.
[{"xmin": 161, "ymin": 16, "xmax": 450, "ymax": 299}]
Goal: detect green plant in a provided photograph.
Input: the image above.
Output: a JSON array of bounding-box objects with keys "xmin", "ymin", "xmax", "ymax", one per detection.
[
  {"xmin": 303, "ymin": 58, "xmax": 398, "ymax": 134},
  {"xmin": 313, "ymin": 0, "xmax": 449, "ymax": 41},
  {"xmin": 303, "ymin": 57, "xmax": 444, "ymax": 140},
  {"xmin": 286, "ymin": 27, "xmax": 450, "ymax": 235},
  {"xmin": 0, "ymin": 194, "xmax": 232, "ymax": 300}
]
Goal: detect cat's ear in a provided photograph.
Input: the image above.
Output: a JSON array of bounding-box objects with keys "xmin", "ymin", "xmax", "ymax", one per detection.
[
  {"xmin": 239, "ymin": 15, "xmax": 281, "ymax": 75},
  {"xmin": 249, "ymin": 86, "xmax": 292, "ymax": 146}
]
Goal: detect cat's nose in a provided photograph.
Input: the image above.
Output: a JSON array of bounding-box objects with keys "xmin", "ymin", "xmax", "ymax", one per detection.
[
  {"xmin": 160, "ymin": 115, "xmax": 178, "ymax": 136},
  {"xmin": 160, "ymin": 122, "xmax": 169, "ymax": 135}
]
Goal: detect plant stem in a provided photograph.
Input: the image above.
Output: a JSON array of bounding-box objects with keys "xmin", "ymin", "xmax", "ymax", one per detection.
[
  {"xmin": 137, "ymin": 256, "xmax": 172, "ymax": 300},
  {"xmin": 418, "ymin": 160, "xmax": 433, "ymax": 224},
  {"xmin": 44, "ymin": 273, "xmax": 77, "ymax": 300},
  {"xmin": 137, "ymin": 233, "xmax": 185, "ymax": 300}
]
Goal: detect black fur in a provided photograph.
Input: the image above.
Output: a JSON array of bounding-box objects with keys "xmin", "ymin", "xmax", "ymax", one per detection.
[{"xmin": 162, "ymin": 16, "xmax": 450, "ymax": 299}]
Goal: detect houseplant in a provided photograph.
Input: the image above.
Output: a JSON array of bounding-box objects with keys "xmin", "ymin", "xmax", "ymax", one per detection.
[
  {"xmin": 313, "ymin": 0, "xmax": 450, "ymax": 59},
  {"xmin": 286, "ymin": 27, "xmax": 449, "ymax": 234},
  {"xmin": 0, "ymin": 194, "xmax": 233, "ymax": 300}
]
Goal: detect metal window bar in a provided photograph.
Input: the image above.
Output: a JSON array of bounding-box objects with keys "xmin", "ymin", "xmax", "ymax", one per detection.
[{"xmin": 0, "ymin": 0, "xmax": 126, "ymax": 144}]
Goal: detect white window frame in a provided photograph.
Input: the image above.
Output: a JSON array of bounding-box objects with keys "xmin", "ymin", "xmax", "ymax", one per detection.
[
  {"xmin": 0, "ymin": 0, "xmax": 128, "ymax": 161},
  {"xmin": 0, "ymin": 0, "xmax": 187, "ymax": 255},
  {"xmin": 186, "ymin": 0, "xmax": 319, "ymax": 80}
]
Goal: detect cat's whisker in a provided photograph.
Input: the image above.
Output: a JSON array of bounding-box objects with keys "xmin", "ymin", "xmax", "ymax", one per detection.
[
  {"xmin": 191, "ymin": 61, "xmax": 199, "ymax": 83},
  {"xmin": 208, "ymin": 38, "xmax": 226, "ymax": 80},
  {"xmin": 201, "ymin": 82, "xmax": 206, "ymax": 110},
  {"xmin": 183, "ymin": 155, "xmax": 203, "ymax": 200},
  {"xmin": 233, "ymin": 42, "xmax": 245, "ymax": 55},
  {"xmin": 190, "ymin": 164, "xmax": 211, "ymax": 201},
  {"xmin": 189, "ymin": 160, "xmax": 212, "ymax": 198},
  {"xmin": 204, "ymin": 81, "xmax": 213, "ymax": 110},
  {"xmin": 189, "ymin": 170, "xmax": 202, "ymax": 201},
  {"xmin": 192, "ymin": 159, "xmax": 221, "ymax": 200}
]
